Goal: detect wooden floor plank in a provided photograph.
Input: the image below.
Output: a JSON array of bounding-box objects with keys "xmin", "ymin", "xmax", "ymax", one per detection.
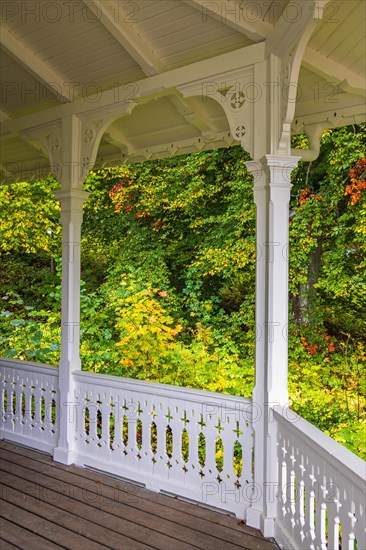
[
  {"xmin": 0, "ymin": 479, "xmax": 150, "ymax": 550},
  {"xmin": 0, "ymin": 456, "xmax": 243, "ymax": 550},
  {"xmin": 0, "ymin": 442, "xmax": 276, "ymax": 550},
  {"xmin": 0, "ymin": 514, "xmax": 63, "ymax": 550},
  {"xmin": 0, "ymin": 440, "xmax": 262, "ymax": 538},
  {"xmin": 0, "ymin": 470, "xmax": 194, "ymax": 550},
  {"xmin": 0, "ymin": 538, "xmax": 20, "ymax": 550},
  {"xmin": 0, "ymin": 441, "xmax": 278, "ymax": 550}
]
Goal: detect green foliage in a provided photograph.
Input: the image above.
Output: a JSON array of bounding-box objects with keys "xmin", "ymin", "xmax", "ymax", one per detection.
[
  {"xmin": 1, "ymin": 127, "xmax": 365, "ymax": 458},
  {"xmin": 0, "ymin": 178, "xmax": 61, "ymax": 256}
]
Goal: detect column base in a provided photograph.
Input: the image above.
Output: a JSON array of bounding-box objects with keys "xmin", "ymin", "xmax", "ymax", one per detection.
[
  {"xmin": 53, "ymin": 446, "xmax": 75, "ymax": 465},
  {"xmin": 246, "ymin": 507, "xmax": 275, "ymax": 538}
]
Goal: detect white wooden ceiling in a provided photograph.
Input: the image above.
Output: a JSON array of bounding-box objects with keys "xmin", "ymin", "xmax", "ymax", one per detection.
[{"xmin": 0, "ymin": 0, "xmax": 365, "ymax": 182}]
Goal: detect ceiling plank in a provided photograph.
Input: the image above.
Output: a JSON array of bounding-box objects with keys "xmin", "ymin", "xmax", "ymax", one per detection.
[
  {"xmin": 82, "ymin": 0, "xmax": 164, "ymax": 76},
  {"xmin": 183, "ymin": 0, "xmax": 272, "ymax": 42},
  {"xmin": 0, "ymin": 27, "xmax": 72, "ymax": 103},
  {"xmin": 303, "ymin": 48, "xmax": 366, "ymax": 97}
]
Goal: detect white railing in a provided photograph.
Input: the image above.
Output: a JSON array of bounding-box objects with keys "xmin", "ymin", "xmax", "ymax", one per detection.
[
  {"xmin": 0, "ymin": 358, "xmax": 60, "ymax": 453},
  {"xmin": 274, "ymin": 406, "xmax": 366, "ymax": 550},
  {"xmin": 73, "ymin": 370, "xmax": 254, "ymax": 517},
  {"xmin": 2, "ymin": 358, "xmax": 365, "ymax": 548}
]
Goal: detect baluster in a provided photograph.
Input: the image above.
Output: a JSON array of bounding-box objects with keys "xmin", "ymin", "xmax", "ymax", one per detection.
[
  {"xmin": 354, "ymin": 486, "xmax": 366, "ymax": 550},
  {"xmin": 32, "ymin": 380, "xmax": 43, "ymax": 437},
  {"xmin": 240, "ymin": 419, "xmax": 253, "ymax": 486},
  {"xmin": 126, "ymin": 396, "xmax": 139, "ymax": 462},
  {"xmin": 204, "ymin": 407, "xmax": 217, "ymax": 481},
  {"xmin": 141, "ymin": 399, "xmax": 152, "ymax": 464},
  {"xmin": 327, "ymin": 500, "xmax": 341, "ymax": 550},
  {"xmin": 22, "ymin": 378, "xmax": 33, "ymax": 435},
  {"xmin": 101, "ymin": 391, "xmax": 111, "ymax": 455},
  {"xmin": 184, "ymin": 405, "xmax": 200, "ymax": 486},
  {"xmin": 168, "ymin": 403, "xmax": 184, "ymax": 481},
  {"xmin": 152, "ymin": 401, "xmax": 166, "ymax": 478},
  {"xmin": 4, "ymin": 374, "xmax": 14, "ymax": 431},
  {"xmin": 339, "ymin": 479, "xmax": 357, "ymax": 550},
  {"xmin": 88, "ymin": 391, "xmax": 99, "ymax": 449},
  {"xmin": 42, "ymin": 381, "xmax": 52, "ymax": 437},
  {"xmin": 13, "ymin": 376, "xmax": 23, "ymax": 433}
]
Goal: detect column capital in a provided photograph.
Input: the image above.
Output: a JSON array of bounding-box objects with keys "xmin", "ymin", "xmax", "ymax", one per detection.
[
  {"xmin": 55, "ymin": 189, "xmax": 90, "ymax": 213},
  {"xmin": 245, "ymin": 154, "xmax": 301, "ymax": 189},
  {"xmin": 245, "ymin": 154, "xmax": 300, "ymax": 173}
]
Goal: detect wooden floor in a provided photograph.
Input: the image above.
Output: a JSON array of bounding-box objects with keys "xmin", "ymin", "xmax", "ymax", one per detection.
[{"xmin": 0, "ymin": 440, "xmax": 279, "ymax": 550}]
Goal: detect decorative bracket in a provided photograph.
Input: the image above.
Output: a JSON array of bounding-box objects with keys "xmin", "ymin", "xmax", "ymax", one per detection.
[{"xmin": 177, "ymin": 67, "xmax": 255, "ymax": 156}]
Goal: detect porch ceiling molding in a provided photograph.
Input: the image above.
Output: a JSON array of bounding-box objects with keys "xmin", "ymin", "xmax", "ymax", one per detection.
[{"xmin": 0, "ymin": 0, "xmax": 365, "ymax": 183}]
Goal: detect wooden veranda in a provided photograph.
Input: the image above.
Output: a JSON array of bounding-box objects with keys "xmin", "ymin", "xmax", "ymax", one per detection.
[{"xmin": 0, "ymin": 440, "xmax": 278, "ymax": 550}]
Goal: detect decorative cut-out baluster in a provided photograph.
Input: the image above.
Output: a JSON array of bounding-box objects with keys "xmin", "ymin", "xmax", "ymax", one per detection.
[
  {"xmin": 215, "ymin": 437, "xmax": 224, "ymax": 474},
  {"xmin": 166, "ymin": 425, "xmax": 173, "ymax": 462},
  {"xmin": 21, "ymin": 392, "xmax": 26, "ymax": 424},
  {"xmin": 151, "ymin": 405, "xmax": 165, "ymax": 475},
  {"xmin": 197, "ymin": 413, "xmax": 208, "ymax": 477},
  {"xmin": 100, "ymin": 394, "xmax": 111, "ymax": 451},
  {"xmin": 14, "ymin": 379, "xmax": 23, "ymax": 432},
  {"xmin": 122, "ymin": 415, "xmax": 129, "ymax": 448},
  {"xmin": 198, "ymin": 432, "xmax": 206, "ymax": 472},
  {"xmin": 109, "ymin": 412, "xmax": 115, "ymax": 449},
  {"xmin": 96, "ymin": 410, "xmax": 102, "ymax": 445},
  {"xmin": 150, "ymin": 421, "xmax": 157, "ymax": 460},
  {"xmin": 12, "ymin": 388, "xmax": 16, "ymax": 415},
  {"xmin": 2, "ymin": 388, "xmax": 7, "ymax": 415},
  {"xmin": 204, "ymin": 411, "xmax": 217, "ymax": 477},
  {"xmin": 233, "ymin": 440, "xmax": 243, "ymax": 478},
  {"xmin": 84, "ymin": 407, "xmax": 90, "ymax": 440},
  {"xmin": 125, "ymin": 399, "xmax": 137, "ymax": 459},
  {"xmin": 182, "ymin": 428, "xmax": 189, "ymax": 464},
  {"xmin": 140, "ymin": 400, "xmax": 152, "ymax": 461},
  {"xmin": 31, "ymin": 394, "xmax": 36, "ymax": 424},
  {"xmin": 136, "ymin": 418, "xmax": 143, "ymax": 458},
  {"xmin": 41, "ymin": 395, "xmax": 46, "ymax": 424}
]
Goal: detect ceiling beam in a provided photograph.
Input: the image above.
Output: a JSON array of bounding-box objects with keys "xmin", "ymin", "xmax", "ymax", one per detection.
[
  {"xmin": 168, "ymin": 94, "xmax": 217, "ymax": 138},
  {"xmin": 303, "ymin": 48, "xmax": 366, "ymax": 97},
  {"xmin": 0, "ymin": 163, "xmax": 12, "ymax": 178},
  {"xmin": 82, "ymin": 0, "xmax": 164, "ymax": 76},
  {"xmin": 0, "ymin": 110, "xmax": 10, "ymax": 123},
  {"xmin": 0, "ymin": 27, "xmax": 72, "ymax": 103},
  {"xmin": 265, "ymin": 0, "xmax": 330, "ymax": 58},
  {"xmin": 104, "ymin": 126, "xmax": 136, "ymax": 156},
  {"xmin": 183, "ymin": 0, "xmax": 272, "ymax": 42}
]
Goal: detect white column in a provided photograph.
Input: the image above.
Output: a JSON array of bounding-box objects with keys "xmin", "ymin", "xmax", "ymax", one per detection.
[
  {"xmin": 245, "ymin": 154, "xmax": 299, "ymax": 536},
  {"xmin": 53, "ymin": 189, "xmax": 89, "ymax": 465}
]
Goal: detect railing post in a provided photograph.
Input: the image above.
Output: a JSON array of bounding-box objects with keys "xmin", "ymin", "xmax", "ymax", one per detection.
[
  {"xmin": 245, "ymin": 155, "xmax": 299, "ymax": 537},
  {"xmin": 53, "ymin": 189, "xmax": 89, "ymax": 465}
]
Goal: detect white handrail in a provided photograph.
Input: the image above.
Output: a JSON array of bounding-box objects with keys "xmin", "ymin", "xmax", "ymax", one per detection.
[{"xmin": 273, "ymin": 405, "xmax": 365, "ymax": 550}]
